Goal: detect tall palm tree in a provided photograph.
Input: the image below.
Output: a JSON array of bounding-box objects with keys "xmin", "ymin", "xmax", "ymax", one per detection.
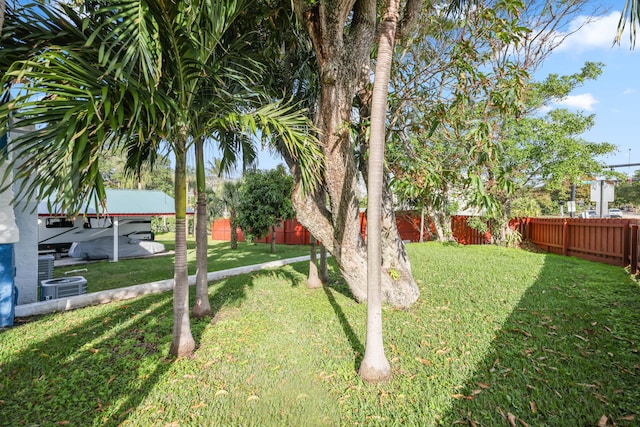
[
  {"xmin": 1, "ymin": 0, "xmax": 321, "ymax": 357},
  {"xmin": 357, "ymin": 0, "xmax": 400, "ymax": 383},
  {"xmin": 221, "ymin": 180, "xmax": 241, "ymax": 250}
]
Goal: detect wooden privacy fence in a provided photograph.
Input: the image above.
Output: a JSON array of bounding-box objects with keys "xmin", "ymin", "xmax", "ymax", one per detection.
[
  {"xmin": 521, "ymin": 217, "xmax": 640, "ymax": 273},
  {"xmin": 211, "ymin": 218, "xmax": 311, "ymax": 246},
  {"xmin": 212, "ymin": 213, "xmax": 640, "ymax": 274},
  {"xmin": 211, "ymin": 212, "xmax": 491, "ymax": 246}
]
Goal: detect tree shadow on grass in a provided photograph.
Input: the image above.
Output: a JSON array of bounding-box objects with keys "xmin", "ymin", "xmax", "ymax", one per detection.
[
  {"xmin": 439, "ymin": 254, "xmax": 640, "ymax": 426},
  {"xmin": 1, "ymin": 293, "xmax": 181, "ymax": 426},
  {"xmin": 227, "ymin": 257, "xmax": 364, "ymax": 370},
  {"xmin": 323, "ymin": 285, "xmax": 364, "ymax": 370},
  {"xmin": 1, "ymin": 269, "xmax": 256, "ymax": 426}
]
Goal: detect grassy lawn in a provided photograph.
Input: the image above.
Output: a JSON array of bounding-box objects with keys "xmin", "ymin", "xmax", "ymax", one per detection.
[
  {"xmin": 1, "ymin": 243, "xmax": 639, "ymax": 426},
  {"xmin": 54, "ymin": 233, "xmax": 310, "ymax": 293}
]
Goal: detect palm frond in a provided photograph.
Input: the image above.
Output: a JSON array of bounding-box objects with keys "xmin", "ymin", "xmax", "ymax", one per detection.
[{"xmin": 616, "ymin": 0, "xmax": 640, "ymax": 48}]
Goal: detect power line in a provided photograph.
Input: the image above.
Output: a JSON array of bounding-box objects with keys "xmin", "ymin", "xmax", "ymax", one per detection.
[{"xmin": 607, "ymin": 162, "xmax": 640, "ymax": 169}]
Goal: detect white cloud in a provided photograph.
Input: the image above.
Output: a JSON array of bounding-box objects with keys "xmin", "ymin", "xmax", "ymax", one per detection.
[
  {"xmin": 623, "ymin": 88, "xmax": 636, "ymax": 95},
  {"xmin": 554, "ymin": 93, "xmax": 598, "ymax": 110},
  {"xmin": 553, "ymin": 11, "xmax": 633, "ymax": 52}
]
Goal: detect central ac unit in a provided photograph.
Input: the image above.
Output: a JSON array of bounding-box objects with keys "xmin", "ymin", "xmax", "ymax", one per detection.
[{"xmin": 40, "ymin": 276, "xmax": 87, "ymax": 301}]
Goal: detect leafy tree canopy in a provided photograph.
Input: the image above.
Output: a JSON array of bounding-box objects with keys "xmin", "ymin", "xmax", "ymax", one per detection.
[{"xmin": 236, "ymin": 166, "xmax": 295, "ymax": 242}]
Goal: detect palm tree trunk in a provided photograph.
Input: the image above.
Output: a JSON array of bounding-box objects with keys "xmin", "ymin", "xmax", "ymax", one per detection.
[
  {"xmin": 192, "ymin": 138, "xmax": 212, "ymax": 318},
  {"xmin": 170, "ymin": 142, "xmax": 196, "ymax": 357},
  {"xmin": 0, "ymin": 0, "xmax": 6, "ymax": 35},
  {"xmin": 230, "ymin": 210, "xmax": 238, "ymax": 250},
  {"xmin": 358, "ymin": 0, "xmax": 399, "ymax": 383}
]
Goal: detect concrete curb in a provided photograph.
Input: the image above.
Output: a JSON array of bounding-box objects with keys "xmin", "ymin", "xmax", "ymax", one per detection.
[{"xmin": 15, "ymin": 255, "xmax": 310, "ymax": 318}]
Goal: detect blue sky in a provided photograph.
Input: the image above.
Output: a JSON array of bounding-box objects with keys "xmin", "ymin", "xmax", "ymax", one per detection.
[{"xmin": 533, "ymin": 9, "xmax": 640, "ymax": 178}]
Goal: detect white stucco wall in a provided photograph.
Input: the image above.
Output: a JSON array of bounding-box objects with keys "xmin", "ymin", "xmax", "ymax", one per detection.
[
  {"xmin": 13, "ymin": 198, "xmax": 38, "ymax": 304},
  {"xmin": 5, "ymin": 126, "xmax": 39, "ymax": 304}
]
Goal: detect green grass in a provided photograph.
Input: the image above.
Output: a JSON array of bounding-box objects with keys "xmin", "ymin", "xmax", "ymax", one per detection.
[
  {"xmin": 54, "ymin": 233, "xmax": 310, "ymax": 293},
  {"xmin": 1, "ymin": 243, "xmax": 639, "ymax": 426}
]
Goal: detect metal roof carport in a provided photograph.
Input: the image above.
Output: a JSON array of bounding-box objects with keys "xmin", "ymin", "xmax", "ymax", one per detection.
[{"xmin": 39, "ymin": 189, "xmax": 191, "ymax": 261}]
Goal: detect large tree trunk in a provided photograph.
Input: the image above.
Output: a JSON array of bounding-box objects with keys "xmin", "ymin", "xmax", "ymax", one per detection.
[
  {"xmin": 291, "ymin": 0, "xmax": 419, "ymax": 309},
  {"xmin": 170, "ymin": 143, "xmax": 196, "ymax": 357},
  {"xmin": 192, "ymin": 139, "xmax": 212, "ymax": 318},
  {"xmin": 229, "ymin": 210, "xmax": 238, "ymax": 250},
  {"xmin": 270, "ymin": 225, "xmax": 276, "ymax": 254},
  {"xmin": 429, "ymin": 208, "xmax": 452, "ymax": 242},
  {"xmin": 319, "ymin": 243, "xmax": 329, "ymax": 283},
  {"xmin": 307, "ymin": 236, "xmax": 322, "ymax": 289}
]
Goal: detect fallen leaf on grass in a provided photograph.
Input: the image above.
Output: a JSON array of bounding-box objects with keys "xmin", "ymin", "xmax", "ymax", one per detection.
[
  {"xmin": 530, "ymin": 401, "xmax": 537, "ymax": 414},
  {"xmin": 620, "ymin": 414, "xmax": 635, "ymax": 421},
  {"xmin": 107, "ymin": 375, "xmax": 116, "ymax": 385},
  {"xmin": 451, "ymin": 394, "xmax": 473, "ymax": 400},
  {"xmin": 497, "ymin": 407, "xmax": 506, "ymax": 420},
  {"xmin": 510, "ymin": 328, "xmax": 532, "ymax": 338},
  {"xmin": 415, "ymin": 357, "xmax": 433, "ymax": 366},
  {"xmin": 56, "ymin": 422, "xmax": 70, "ymax": 426},
  {"xmin": 190, "ymin": 402, "xmax": 206, "ymax": 409},
  {"xmin": 597, "ymin": 415, "xmax": 607, "ymax": 427},
  {"xmin": 214, "ymin": 390, "xmax": 228, "ymax": 397},
  {"xmin": 507, "ymin": 412, "xmax": 517, "ymax": 426},
  {"xmin": 476, "ymin": 382, "xmax": 490, "ymax": 389},
  {"xmin": 246, "ymin": 395, "xmax": 260, "ymax": 402},
  {"xmin": 595, "ymin": 394, "xmax": 608, "ymax": 404}
]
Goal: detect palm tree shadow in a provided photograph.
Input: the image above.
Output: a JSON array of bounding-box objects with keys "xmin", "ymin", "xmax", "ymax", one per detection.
[
  {"xmin": 206, "ymin": 273, "xmax": 256, "ymax": 326},
  {"xmin": 322, "ymin": 285, "xmax": 364, "ymax": 370},
  {"xmin": 440, "ymin": 254, "xmax": 640, "ymax": 426},
  {"xmin": 286, "ymin": 258, "xmax": 364, "ymax": 368},
  {"xmin": 2, "ymin": 293, "xmax": 179, "ymax": 426}
]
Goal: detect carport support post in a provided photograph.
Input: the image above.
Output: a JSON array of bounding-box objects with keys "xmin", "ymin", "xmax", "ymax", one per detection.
[{"xmin": 112, "ymin": 217, "xmax": 119, "ymax": 262}]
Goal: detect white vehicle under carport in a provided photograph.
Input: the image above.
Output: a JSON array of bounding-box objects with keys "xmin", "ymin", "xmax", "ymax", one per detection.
[
  {"xmin": 38, "ymin": 189, "xmax": 184, "ymax": 261},
  {"xmin": 38, "ymin": 214, "xmax": 154, "ymax": 254},
  {"xmin": 68, "ymin": 235, "xmax": 166, "ymax": 260}
]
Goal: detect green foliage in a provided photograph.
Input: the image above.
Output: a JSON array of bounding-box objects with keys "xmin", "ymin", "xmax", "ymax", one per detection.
[
  {"xmin": 388, "ymin": 2, "xmax": 529, "ymax": 220},
  {"xmin": 236, "ymin": 166, "xmax": 295, "ymax": 241},
  {"xmin": 3, "ymin": 244, "xmax": 639, "ymax": 425},
  {"xmin": 503, "ymin": 228, "xmax": 522, "ymax": 248},
  {"xmin": 466, "ymin": 216, "xmax": 490, "ymax": 235},
  {"xmin": 511, "ymin": 196, "xmax": 542, "ymax": 218},
  {"xmin": 100, "ymin": 149, "xmax": 174, "ymax": 196},
  {"xmin": 616, "ymin": 177, "xmax": 640, "ymax": 207}
]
